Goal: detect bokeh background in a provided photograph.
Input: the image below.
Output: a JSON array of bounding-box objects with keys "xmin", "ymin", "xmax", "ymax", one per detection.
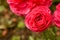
[{"xmin": 0, "ymin": 0, "xmax": 60, "ymax": 40}]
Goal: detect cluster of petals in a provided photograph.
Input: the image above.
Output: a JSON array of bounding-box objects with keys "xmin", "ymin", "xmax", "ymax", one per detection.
[
  {"xmin": 7, "ymin": 0, "xmax": 53, "ymax": 32},
  {"xmin": 53, "ymin": 3, "xmax": 60, "ymax": 28},
  {"xmin": 7, "ymin": 0, "xmax": 52, "ymax": 16},
  {"xmin": 25, "ymin": 6, "xmax": 52, "ymax": 32}
]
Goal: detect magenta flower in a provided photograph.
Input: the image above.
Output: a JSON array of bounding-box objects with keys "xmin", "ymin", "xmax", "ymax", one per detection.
[{"xmin": 25, "ymin": 6, "xmax": 52, "ymax": 32}]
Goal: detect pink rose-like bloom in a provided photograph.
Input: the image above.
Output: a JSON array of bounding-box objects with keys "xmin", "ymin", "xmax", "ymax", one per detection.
[
  {"xmin": 56, "ymin": 3, "xmax": 60, "ymax": 11},
  {"xmin": 7, "ymin": 0, "xmax": 52, "ymax": 16},
  {"xmin": 30, "ymin": 0, "xmax": 52, "ymax": 7},
  {"xmin": 7, "ymin": 0, "xmax": 35, "ymax": 16},
  {"xmin": 25, "ymin": 6, "xmax": 52, "ymax": 32},
  {"xmin": 53, "ymin": 10, "xmax": 60, "ymax": 28}
]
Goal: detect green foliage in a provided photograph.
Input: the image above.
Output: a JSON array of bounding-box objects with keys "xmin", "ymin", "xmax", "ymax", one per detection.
[
  {"xmin": 17, "ymin": 20, "xmax": 25, "ymax": 29},
  {"xmin": 12, "ymin": 35, "xmax": 20, "ymax": 40},
  {"xmin": 0, "ymin": 5, "xmax": 5, "ymax": 12}
]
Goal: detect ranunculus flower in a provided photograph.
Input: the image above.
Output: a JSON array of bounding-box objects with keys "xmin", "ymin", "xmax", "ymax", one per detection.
[
  {"xmin": 56, "ymin": 3, "xmax": 60, "ymax": 11},
  {"xmin": 7, "ymin": 0, "xmax": 35, "ymax": 16},
  {"xmin": 53, "ymin": 10, "xmax": 60, "ymax": 28},
  {"xmin": 30, "ymin": 0, "xmax": 52, "ymax": 7},
  {"xmin": 7, "ymin": 0, "xmax": 52, "ymax": 16},
  {"xmin": 25, "ymin": 6, "xmax": 52, "ymax": 32}
]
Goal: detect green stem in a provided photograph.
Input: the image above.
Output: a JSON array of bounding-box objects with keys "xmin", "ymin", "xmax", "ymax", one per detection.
[{"xmin": 52, "ymin": 27, "xmax": 57, "ymax": 40}]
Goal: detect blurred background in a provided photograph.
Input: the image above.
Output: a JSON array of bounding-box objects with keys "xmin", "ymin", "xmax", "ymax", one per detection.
[{"xmin": 0, "ymin": 0, "xmax": 60, "ymax": 40}]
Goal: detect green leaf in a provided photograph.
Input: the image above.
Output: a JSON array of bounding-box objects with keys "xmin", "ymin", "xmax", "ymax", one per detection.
[
  {"xmin": 17, "ymin": 21, "xmax": 25, "ymax": 29},
  {"xmin": 29, "ymin": 36, "xmax": 34, "ymax": 40},
  {"xmin": 0, "ymin": 5, "xmax": 5, "ymax": 12},
  {"xmin": 12, "ymin": 35, "xmax": 20, "ymax": 40}
]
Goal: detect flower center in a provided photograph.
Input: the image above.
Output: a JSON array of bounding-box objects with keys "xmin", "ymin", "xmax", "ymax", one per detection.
[
  {"xmin": 35, "ymin": 14, "xmax": 43, "ymax": 21},
  {"xmin": 34, "ymin": 14, "xmax": 44, "ymax": 27}
]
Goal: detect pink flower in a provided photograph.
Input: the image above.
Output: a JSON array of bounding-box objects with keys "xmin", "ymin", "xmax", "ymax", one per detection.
[
  {"xmin": 53, "ymin": 10, "xmax": 60, "ymax": 28},
  {"xmin": 7, "ymin": 0, "xmax": 52, "ymax": 16},
  {"xmin": 56, "ymin": 3, "xmax": 60, "ymax": 11},
  {"xmin": 7, "ymin": 0, "xmax": 35, "ymax": 16},
  {"xmin": 30, "ymin": 0, "xmax": 52, "ymax": 7},
  {"xmin": 25, "ymin": 6, "xmax": 52, "ymax": 32}
]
